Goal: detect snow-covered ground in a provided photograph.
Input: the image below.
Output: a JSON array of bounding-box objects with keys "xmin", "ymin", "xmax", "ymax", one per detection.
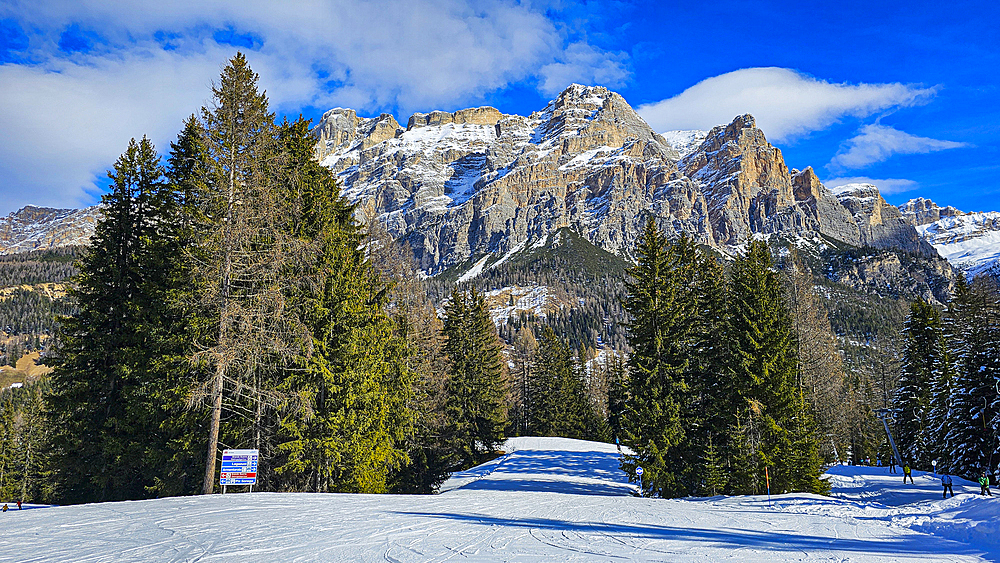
[{"xmin": 2, "ymin": 437, "xmax": 998, "ymax": 562}]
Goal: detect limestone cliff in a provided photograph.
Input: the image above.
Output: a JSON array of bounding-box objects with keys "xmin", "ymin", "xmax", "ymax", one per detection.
[{"xmin": 314, "ymin": 84, "xmax": 938, "ymax": 275}]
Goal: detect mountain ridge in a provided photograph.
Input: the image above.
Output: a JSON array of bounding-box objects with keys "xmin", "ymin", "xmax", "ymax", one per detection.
[{"xmin": 2, "ymin": 84, "xmax": 995, "ymax": 278}]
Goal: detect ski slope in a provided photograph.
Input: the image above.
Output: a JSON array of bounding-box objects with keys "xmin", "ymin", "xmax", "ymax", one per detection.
[{"xmin": 2, "ymin": 437, "xmax": 998, "ymax": 562}]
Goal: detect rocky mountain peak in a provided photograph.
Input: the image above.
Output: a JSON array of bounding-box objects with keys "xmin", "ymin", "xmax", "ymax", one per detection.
[
  {"xmin": 0, "ymin": 205, "xmax": 99, "ymax": 254},
  {"xmin": 407, "ymin": 106, "xmax": 503, "ymax": 130},
  {"xmin": 529, "ymin": 84, "xmax": 666, "ymax": 155},
  {"xmin": 832, "ymin": 184, "xmax": 935, "ymax": 255},
  {"xmin": 314, "ymin": 109, "xmax": 403, "ymax": 160},
  {"xmin": 308, "ymin": 86, "xmax": 943, "ymax": 276},
  {"xmin": 898, "ymin": 197, "xmax": 965, "ymax": 226}
]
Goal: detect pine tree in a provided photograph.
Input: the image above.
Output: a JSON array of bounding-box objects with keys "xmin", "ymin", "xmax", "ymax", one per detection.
[
  {"xmin": 606, "ymin": 354, "xmax": 628, "ymax": 445},
  {"xmin": 273, "ymin": 117, "xmax": 413, "ymax": 493},
  {"xmin": 947, "ymin": 275, "xmax": 1000, "ymax": 478},
  {"xmin": 702, "ymin": 434, "xmax": 727, "ymax": 496},
  {"xmin": 894, "ymin": 298, "xmax": 945, "ymax": 469},
  {"xmin": 46, "ymin": 137, "xmax": 173, "ymax": 503},
  {"xmin": 620, "ymin": 220, "xmax": 698, "ymax": 497},
  {"xmin": 0, "ymin": 381, "xmax": 47, "ymax": 503},
  {"xmin": 443, "ymin": 288, "xmax": 508, "ymax": 469},
  {"xmin": 726, "ymin": 240, "xmax": 822, "ymax": 494},
  {"xmin": 147, "ymin": 116, "xmax": 216, "ymax": 497},
  {"xmin": 526, "ymin": 326, "xmax": 599, "ymax": 439}
]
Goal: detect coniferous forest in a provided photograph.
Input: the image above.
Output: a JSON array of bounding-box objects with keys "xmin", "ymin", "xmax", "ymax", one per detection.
[{"xmin": 1, "ymin": 53, "xmax": 998, "ymax": 505}]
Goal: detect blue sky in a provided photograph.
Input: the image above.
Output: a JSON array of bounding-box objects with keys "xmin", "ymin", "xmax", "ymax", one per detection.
[{"xmin": 0, "ymin": 0, "xmax": 996, "ymax": 214}]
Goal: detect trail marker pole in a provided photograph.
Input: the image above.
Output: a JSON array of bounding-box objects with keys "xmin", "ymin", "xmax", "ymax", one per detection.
[
  {"xmin": 636, "ymin": 466, "xmax": 644, "ymax": 496},
  {"xmin": 932, "ymin": 459, "xmax": 938, "ymax": 476},
  {"xmin": 765, "ymin": 466, "xmax": 771, "ymax": 508},
  {"xmin": 875, "ymin": 409, "xmax": 903, "ymax": 469}
]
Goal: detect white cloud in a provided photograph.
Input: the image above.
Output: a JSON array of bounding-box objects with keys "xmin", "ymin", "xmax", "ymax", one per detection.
[
  {"xmin": 825, "ymin": 176, "xmax": 919, "ymax": 195},
  {"xmin": 636, "ymin": 67, "xmax": 936, "ymax": 142},
  {"xmin": 0, "ymin": 47, "xmax": 230, "ymax": 210},
  {"xmin": 828, "ymin": 124, "xmax": 968, "ymax": 170},
  {"xmin": 537, "ymin": 42, "xmax": 629, "ymax": 96},
  {"xmin": 0, "ymin": 0, "xmax": 626, "ymax": 213}
]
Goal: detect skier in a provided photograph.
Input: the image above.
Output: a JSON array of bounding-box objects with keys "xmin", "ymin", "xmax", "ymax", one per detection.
[
  {"xmin": 1, "ymin": 504, "xmax": 6, "ymax": 513},
  {"xmin": 941, "ymin": 472, "xmax": 954, "ymax": 498},
  {"xmin": 16, "ymin": 500, "xmax": 21, "ymax": 510},
  {"xmin": 979, "ymin": 472, "xmax": 992, "ymax": 496},
  {"xmin": 903, "ymin": 463, "xmax": 913, "ymax": 484},
  {"xmin": 889, "ymin": 458, "xmax": 897, "ymax": 474},
  {"xmin": 615, "ymin": 436, "xmax": 621, "ymax": 453}
]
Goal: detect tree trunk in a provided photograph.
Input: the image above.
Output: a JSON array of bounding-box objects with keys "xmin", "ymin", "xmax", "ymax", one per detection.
[{"xmin": 202, "ymin": 363, "xmax": 224, "ymax": 494}]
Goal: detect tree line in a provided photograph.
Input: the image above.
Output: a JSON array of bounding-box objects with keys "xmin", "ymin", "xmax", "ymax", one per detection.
[
  {"xmin": 0, "ymin": 53, "xmax": 861, "ymax": 504},
  {"xmin": 1, "ymin": 54, "xmax": 510, "ymax": 503},
  {"xmin": 615, "ymin": 221, "xmax": 828, "ymax": 497},
  {"xmin": 892, "ymin": 270, "xmax": 1000, "ymax": 480}
]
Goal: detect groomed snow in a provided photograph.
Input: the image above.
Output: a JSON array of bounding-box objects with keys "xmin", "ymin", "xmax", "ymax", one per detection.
[{"xmin": 2, "ymin": 437, "xmax": 998, "ymax": 562}]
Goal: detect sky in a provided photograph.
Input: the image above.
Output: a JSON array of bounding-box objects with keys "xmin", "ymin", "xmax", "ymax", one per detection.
[{"xmin": 0, "ymin": 0, "xmax": 997, "ymax": 215}]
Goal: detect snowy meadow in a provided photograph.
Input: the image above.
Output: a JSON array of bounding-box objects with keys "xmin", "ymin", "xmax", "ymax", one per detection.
[{"xmin": 2, "ymin": 437, "xmax": 998, "ymax": 562}]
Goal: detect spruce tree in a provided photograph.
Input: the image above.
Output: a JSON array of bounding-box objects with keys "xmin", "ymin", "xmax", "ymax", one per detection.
[
  {"xmin": 273, "ymin": 117, "xmax": 413, "ymax": 493},
  {"xmin": 606, "ymin": 354, "xmax": 628, "ymax": 446},
  {"xmin": 46, "ymin": 137, "xmax": 173, "ymax": 503},
  {"xmin": 443, "ymin": 288, "xmax": 507, "ymax": 468},
  {"xmin": 726, "ymin": 240, "xmax": 822, "ymax": 494},
  {"xmin": 527, "ymin": 326, "xmax": 599, "ymax": 439},
  {"xmin": 894, "ymin": 298, "xmax": 945, "ymax": 469},
  {"xmin": 621, "ymin": 220, "xmax": 697, "ymax": 497},
  {"xmin": 947, "ymin": 275, "xmax": 1000, "ymax": 478}
]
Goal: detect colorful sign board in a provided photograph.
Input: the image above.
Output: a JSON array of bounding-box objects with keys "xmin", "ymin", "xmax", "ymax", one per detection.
[{"xmin": 220, "ymin": 449, "xmax": 259, "ymax": 486}]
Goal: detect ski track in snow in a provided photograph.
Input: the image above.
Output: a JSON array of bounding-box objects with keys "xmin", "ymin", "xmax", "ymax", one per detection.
[{"xmin": 1, "ymin": 437, "xmax": 996, "ymax": 562}]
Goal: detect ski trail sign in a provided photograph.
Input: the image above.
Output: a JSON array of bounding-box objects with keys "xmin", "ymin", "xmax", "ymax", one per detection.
[{"xmin": 220, "ymin": 449, "xmax": 258, "ymax": 486}]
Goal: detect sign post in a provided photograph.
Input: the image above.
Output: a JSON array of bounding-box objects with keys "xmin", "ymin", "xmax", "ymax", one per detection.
[
  {"xmin": 220, "ymin": 449, "xmax": 259, "ymax": 492},
  {"xmin": 636, "ymin": 466, "xmax": 644, "ymax": 496}
]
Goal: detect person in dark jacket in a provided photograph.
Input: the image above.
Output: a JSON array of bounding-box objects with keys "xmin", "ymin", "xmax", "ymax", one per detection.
[{"xmin": 941, "ymin": 472, "xmax": 954, "ymax": 498}]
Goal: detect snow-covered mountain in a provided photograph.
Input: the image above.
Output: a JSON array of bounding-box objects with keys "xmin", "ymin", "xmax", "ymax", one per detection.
[
  {"xmin": 0, "ymin": 205, "xmax": 99, "ymax": 255},
  {"xmin": 899, "ymin": 198, "xmax": 1000, "ymax": 276},
  {"xmin": 314, "ymin": 84, "xmax": 939, "ymax": 277},
  {"xmin": 4, "ymin": 85, "xmax": 996, "ymax": 289}
]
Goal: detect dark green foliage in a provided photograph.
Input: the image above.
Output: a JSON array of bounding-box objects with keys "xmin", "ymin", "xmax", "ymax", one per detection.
[
  {"xmin": 726, "ymin": 240, "xmax": 824, "ymax": 495},
  {"xmin": 273, "ymin": 117, "xmax": 414, "ymax": 493},
  {"xmin": 45, "ymin": 137, "xmax": 180, "ymax": 503},
  {"xmin": 619, "ymin": 225, "xmax": 826, "ymax": 498},
  {"xmin": 429, "ymin": 228, "xmax": 630, "ymax": 353},
  {"xmin": 0, "ymin": 247, "xmax": 82, "ymax": 287},
  {"xmin": 0, "ymin": 380, "xmax": 47, "ymax": 503},
  {"xmin": 701, "ymin": 435, "xmax": 727, "ymax": 496},
  {"xmin": 525, "ymin": 326, "xmax": 602, "ymax": 439},
  {"xmin": 0, "ymin": 289, "xmax": 76, "ymax": 342},
  {"xmin": 443, "ymin": 288, "xmax": 508, "ymax": 469},
  {"xmin": 620, "ymin": 220, "xmax": 696, "ymax": 497},
  {"xmin": 606, "ymin": 354, "xmax": 627, "ymax": 445},
  {"xmin": 946, "ymin": 275, "xmax": 1000, "ymax": 477},
  {"xmin": 893, "ymin": 299, "xmax": 946, "ymax": 468}
]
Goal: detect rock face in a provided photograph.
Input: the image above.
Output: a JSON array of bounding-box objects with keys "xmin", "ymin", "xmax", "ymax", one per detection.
[
  {"xmin": 899, "ymin": 197, "xmax": 964, "ymax": 226},
  {"xmin": 314, "ymin": 84, "xmax": 938, "ymax": 275},
  {"xmin": 831, "ymin": 184, "xmax": 937, "ymax": 255},
  {"xmin": 0, "ymin": 205, "xmax": 99, "ymax": 254}
]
